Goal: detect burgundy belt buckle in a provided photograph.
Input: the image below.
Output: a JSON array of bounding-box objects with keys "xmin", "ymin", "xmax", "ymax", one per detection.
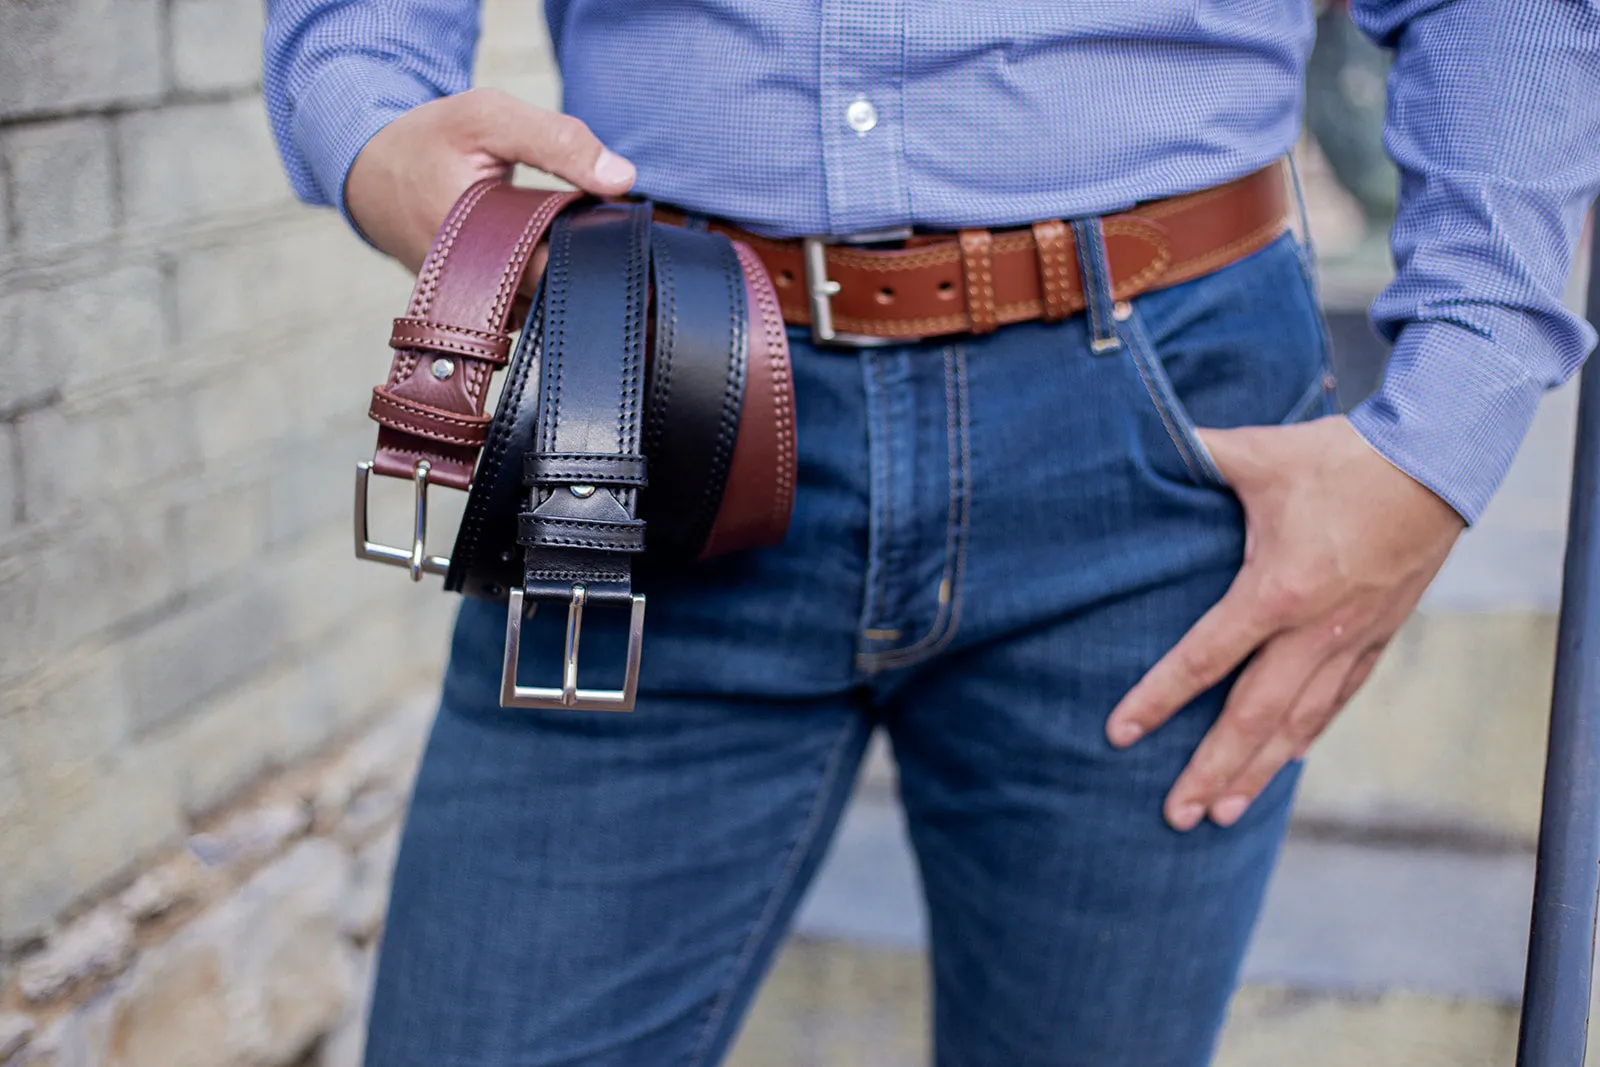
[{"xmin": 352, "ymin": 459, "xmax": 450, "ymax": 582}]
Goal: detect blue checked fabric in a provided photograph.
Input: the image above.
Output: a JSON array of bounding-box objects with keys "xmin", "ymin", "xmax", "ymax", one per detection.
[{"xmin": 263, "ymin": 0, "xmax": 1600, "ymax": 523}]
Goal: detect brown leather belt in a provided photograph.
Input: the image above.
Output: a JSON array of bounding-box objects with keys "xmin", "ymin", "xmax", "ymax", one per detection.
[{"xmin": 659, "ymin": 160, "xmax": 1290, "ymax": 345}]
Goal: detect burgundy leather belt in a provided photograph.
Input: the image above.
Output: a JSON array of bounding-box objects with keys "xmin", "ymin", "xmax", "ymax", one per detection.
[
  {"xmin": 354, "ymin": 181, "xmax": 794, "ymax": 711},
  {"xmin": 656, "ymin": 160, "xmax": 1290, "ymax": 345}
]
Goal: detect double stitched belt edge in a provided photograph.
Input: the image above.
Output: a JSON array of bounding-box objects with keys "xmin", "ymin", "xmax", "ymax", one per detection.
[
  {"xmin": 656, "ymin": 160, "xmax": 1291, "ymax": 344},
  {"xmin": 503, "ymin": 203, "xmax": 653, "ymax": 712},
  {"xmin": 353, "ymin": 181, "xmax": 795, "ymax": 712}
]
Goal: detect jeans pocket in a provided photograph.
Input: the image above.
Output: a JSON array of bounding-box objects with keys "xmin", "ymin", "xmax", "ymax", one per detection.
[
  {"xmin": 1112, "ymin": 232, "xmax": 1337, "ymax": 492},
  {"xmin": 1118, "ymin": 309, "xmax": 1232, "ymax": 490},
  {"xmin": 1279, "ymin": 366, "xmax": 1339, "ymax": 426}
]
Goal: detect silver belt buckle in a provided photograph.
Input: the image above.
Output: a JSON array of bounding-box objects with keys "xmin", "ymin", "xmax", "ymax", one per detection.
[
  {"xmin": 802, "ymin": 227, "xmax": 920, "ymax": 348},
  {"xmin": 353, "ymin": 459, "xmax": 451, "ymax": 581},
  {"xmin": 501, "ymin": 585, "xmax": 645, "ymax": 712},
  {"xmin": 356, "ymin": 459, "xmax": 644, "ymax": 712}
]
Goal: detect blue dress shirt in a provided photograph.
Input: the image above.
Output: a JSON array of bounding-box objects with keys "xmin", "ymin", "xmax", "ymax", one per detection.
[{"xmin": 263, "ymin": 0, "xmax": 1600, "ymax": 523}]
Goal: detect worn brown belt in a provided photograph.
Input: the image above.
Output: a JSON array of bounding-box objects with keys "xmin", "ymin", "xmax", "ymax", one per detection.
[{"xmin": 658, "ymin": 160, "xmax": 1290, "ymax": 345}]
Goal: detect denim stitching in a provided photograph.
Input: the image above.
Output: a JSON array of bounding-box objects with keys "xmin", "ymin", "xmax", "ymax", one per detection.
[
  {"xmin": 856, "ymin": 354, "xmax": 897, "ymax": 656},
  {"xmin": 1281, "ymin": 371, "xmax": 1333, "ymax": 426},
  {"xmin": 1072, "ymin": 217, "xmax": 1122, "ymax": 353},
  {"xmin": 858, "ymin": 344, "xmax": 971, "ymax": 672},
  {"xmin": 1072, "ymin": 219, "xmax": 1108, "ymax": 346},
  {"xmin": 1122, "ymin": 310, "xmax": 1228, "ymax": 488},
  {"xmin": 680, "ymin": 718, "xmax": 864, "ymax": 1067},
  {"xmin": 1072, "ymin": 219, "xmax": 1099, "ymax": 342},
  {"xmin": 864, "ymin": 347, "xmax": 960, "ymax": 668}
]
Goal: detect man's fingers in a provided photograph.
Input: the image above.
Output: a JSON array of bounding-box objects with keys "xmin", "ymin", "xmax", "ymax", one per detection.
[
  {"xmin": 1289, "ymin": 642, "xmax": 1385, "ymax": 761},
  {"xmin": 1107, "ymin": 579, "xmax": 1278, "ymax": 747},
  {"xmin": 470, "ymin": 90, "xmax": 636, "ymax": 195},
  {"xmin": 1203, "ymin": 652, "xmax": 1354, "ymax": 827},
  {"xmin": 1160, "ymin": 630, "xmax": 1326, "ymax": 830}
]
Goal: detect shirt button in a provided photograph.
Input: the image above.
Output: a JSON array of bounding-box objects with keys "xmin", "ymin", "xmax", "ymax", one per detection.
[{"xmin": 845, "ymin": 98, "xmax": 878, "ymax": 134}]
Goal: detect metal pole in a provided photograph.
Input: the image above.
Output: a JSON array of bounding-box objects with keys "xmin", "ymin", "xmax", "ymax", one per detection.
[{"xmin": 1519, "ymin": 221, "xmax": 1600, "ymax": 1067}]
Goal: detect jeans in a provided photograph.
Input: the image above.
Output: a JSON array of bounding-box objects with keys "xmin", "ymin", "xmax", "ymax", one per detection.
[{"xmin": 363, "ymin": 228, "xmax": 1336, "ymax": 1067}]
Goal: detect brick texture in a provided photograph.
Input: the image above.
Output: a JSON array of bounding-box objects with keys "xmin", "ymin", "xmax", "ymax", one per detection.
[
  {"xmin": 116, "ymin": 99, "xmax": 291, "ymax": 230},
  {"xmin": 3, "ymin": 117, "xmax": 117, "ymax": 253},
  {"xmin": 0, "ymin": 263, "xmax": 168, "ymax": 412},
  {"xmin": 0, "ymin": 0, "xmax": 164, "ymax": 120},
  {"xmin": 170, "ymin": 0, "xmax": 266, "ymax": 94},
  {"xmin": 0, "ymin": 0, "xmax": 559, "ymax": 958},
  {"xmin": 0, "ymin": 153, "xmax": 12, "ymax": 257},
  {"xmin": 0, "ymin": 428, "xmax": 17, "ymax": 531}
]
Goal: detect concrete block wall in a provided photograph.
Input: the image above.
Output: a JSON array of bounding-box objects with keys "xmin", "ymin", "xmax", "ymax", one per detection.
[{"xmin": 0, "ymin": 0, "xmax": 558, "ymax": 1049}]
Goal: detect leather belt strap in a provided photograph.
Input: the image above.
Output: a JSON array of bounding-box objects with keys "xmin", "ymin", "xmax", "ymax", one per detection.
[
  {"xmin": 368, "ymin": 180, "xmax": 583, "ymax": 489},
  {"xmin": 659, "ymin": 160, "xmax": 1290, "ymax": 342},
  {"xmin": 440, "ymin": 215, "xmax": 792, "ymax": 601},
  {"xmin": 638, "ymin": 224, "xmax": 748, "ymax": 561},
  {"xmin": 443, "ymin": 286, "xmax": 549, "ymax": 600},
  {"xmin": 519, "ymin": 202, "xmax": 652, "ymax": 606}
]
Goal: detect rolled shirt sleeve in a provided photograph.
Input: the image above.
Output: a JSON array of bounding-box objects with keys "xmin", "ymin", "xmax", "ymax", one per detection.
[
  {"xmin": 262, "ymin": 0, "xmax": 482, "ymax": 222},
  {"xmin": 1346, "ymin": 0, "xmax": 1600, "ymax": 523}
]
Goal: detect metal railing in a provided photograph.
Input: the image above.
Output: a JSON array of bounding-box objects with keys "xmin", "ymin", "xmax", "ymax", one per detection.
[{"xmin": 1519, "ymin": 222, "xmax": 1600, "ymax": 1066}]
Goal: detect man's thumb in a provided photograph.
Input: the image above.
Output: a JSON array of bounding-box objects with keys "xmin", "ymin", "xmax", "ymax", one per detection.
[
  {"xmin": 471, "ymin": 90, "xmax": 636, "ymax": 195},
  {"xmin": 1195, "ymin": 425, "xmax": 1252, "ymax": 486}
]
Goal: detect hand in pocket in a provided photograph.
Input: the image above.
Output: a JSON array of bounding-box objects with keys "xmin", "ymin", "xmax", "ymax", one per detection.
[{"xmin": 1104, "ymin": 414, "xmax": 1464, "ymax": 831}]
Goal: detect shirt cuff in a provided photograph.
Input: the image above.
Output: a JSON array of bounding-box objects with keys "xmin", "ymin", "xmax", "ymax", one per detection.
[
  {"xmin": 1346, "ymin": 316, "xmax": 1546, "ymax": 525},
  {"xmin": 291, "ymin": 56, "xmax": 444, "ymax": 234}
]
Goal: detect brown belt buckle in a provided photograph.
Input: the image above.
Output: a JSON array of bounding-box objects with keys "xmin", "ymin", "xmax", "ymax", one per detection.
[{"xmin": 802, "ymin": 227, "xmax": 918, "ymax": 347}]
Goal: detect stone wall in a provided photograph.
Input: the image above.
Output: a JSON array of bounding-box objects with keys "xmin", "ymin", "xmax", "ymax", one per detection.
[
  {"xmin": 0, "ymin": 699, "xmax": 432, "ymax": 1066},
  {"xmin": 0, "ymin": 2, "xmax": 558, "ymax": 1063}
]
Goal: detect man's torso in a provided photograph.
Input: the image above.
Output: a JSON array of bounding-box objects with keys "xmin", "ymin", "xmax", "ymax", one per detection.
[{"xmin": 546, "ymin": 0, "xmax": 1316, "ymax": 236}]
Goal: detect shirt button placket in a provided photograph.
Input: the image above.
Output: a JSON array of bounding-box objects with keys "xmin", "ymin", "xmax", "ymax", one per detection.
[{"xmin": 819, "ymin": 0, "xmax": 906, "ymax": 234}]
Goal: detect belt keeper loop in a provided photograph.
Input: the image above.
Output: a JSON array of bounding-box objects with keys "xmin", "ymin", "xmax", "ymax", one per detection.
[
  {"xmin": 1070, "ymin": 217, "xmax": 1123, "ymax": 354},
  {"xmin": 1031, "ymin": 220, "xmax": 1074, "ymax": 323},
  {"xmin": 958, "ymin": 229, "xmax": 999, "ymax": 335},
  {"xmin": 388, "ymin": 317, "xmax": 513, "ymax": 365}
]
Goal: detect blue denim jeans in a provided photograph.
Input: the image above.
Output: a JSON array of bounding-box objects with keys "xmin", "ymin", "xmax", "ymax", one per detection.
[{"xmin": 364, "ymin": 229, "xmax": 1336, "ymax": 1067}]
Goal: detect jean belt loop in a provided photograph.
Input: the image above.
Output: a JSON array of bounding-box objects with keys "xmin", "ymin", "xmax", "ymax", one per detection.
[{"xmin": 1070, "ymin": 216, "xmax": 1123, "ymax": 355}]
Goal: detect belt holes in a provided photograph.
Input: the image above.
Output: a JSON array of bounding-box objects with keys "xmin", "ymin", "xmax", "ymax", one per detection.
[
  {"xmin": 776, "ymin": 269, "xmax": 795, "ymax": 287},
  {"xmin": 875, "ymin": 286, "xmax": 896, "ymax": 305},
  {"xmin": 937, "ymin": 281, "xmax": 956, "ymax": 301}
]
